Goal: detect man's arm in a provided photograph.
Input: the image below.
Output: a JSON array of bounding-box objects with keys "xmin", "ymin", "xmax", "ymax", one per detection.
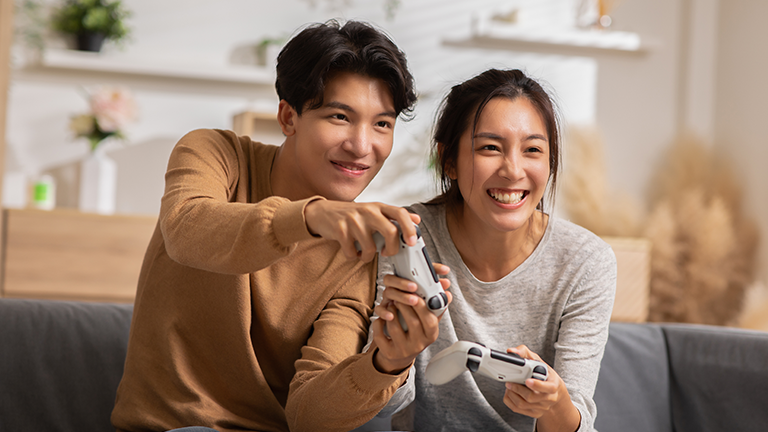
[
  {"xmin": 284, "ymin": 263, "xmax": 410, "ymax": 432},
  {"xmin": 159, "ymin": 129, "xmax": 318, "ymax": 274}
]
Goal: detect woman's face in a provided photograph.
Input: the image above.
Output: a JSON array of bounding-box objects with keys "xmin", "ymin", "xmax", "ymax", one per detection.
[{"xmin": 451, "ymin": 96, "xmax": 550, "ymax": 233}]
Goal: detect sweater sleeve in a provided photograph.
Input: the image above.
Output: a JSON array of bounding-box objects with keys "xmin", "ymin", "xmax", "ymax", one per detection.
[
  {"xmin": 362, "ymin": 255, "xmax": 416, "ymax": 418},
  {"xmin": 158, "ymin": 129, "xmax": 318, "ymax": 274},
  {"xmin": 554, "ymin": 244, "xmax": 617, "ymax": 432},
  {"xmin": 285, "ymin": 261, "xmax": 410, "ymax": 432}
]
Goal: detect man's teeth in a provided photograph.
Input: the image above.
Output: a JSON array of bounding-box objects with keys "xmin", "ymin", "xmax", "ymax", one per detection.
[
  {"xmin": 336, "ymin": 162, "xmax": 364, "ymax": 171},
  {"xmin": 489, "ymin": 190, "xmax": 523, "ymax": 204}
]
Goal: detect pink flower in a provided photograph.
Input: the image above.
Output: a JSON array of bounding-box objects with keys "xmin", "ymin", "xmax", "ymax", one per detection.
[{"xmin": 89, "ymin": 86, "xmax": 137, "ymax": 132}]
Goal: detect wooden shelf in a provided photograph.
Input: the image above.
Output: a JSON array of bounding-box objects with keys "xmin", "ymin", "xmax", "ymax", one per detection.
[{"xmin": 19, "ymin": 48, "xmax": 276, "ymax": 85}]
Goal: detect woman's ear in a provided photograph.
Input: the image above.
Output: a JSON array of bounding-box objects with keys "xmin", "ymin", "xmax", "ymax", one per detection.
[
  {"xmin": 437, "ymin": 142, "xmax": 457, "ymax": 180},
  {"xmin": 277, "ymin": 100, "xmax": 297, "ymax": 136}
]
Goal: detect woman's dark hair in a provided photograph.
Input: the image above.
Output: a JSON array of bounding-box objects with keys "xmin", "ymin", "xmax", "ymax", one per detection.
[
  {"xmin": 275, "ymin": 19, "xmax": 417, "ymax": 119},
  {"xmin": 429, "ymin": 69, "xmax": 561, "ymax": 211}
]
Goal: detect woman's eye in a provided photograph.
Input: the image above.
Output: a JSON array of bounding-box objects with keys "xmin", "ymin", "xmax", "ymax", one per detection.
[
  {"xmin": 331, "ymin": 113, "xmax": 348, "ymax": 121},
  {"xmin": 480, "ymin": 144, "xmax": 500, "ymax": 151},
  {"xmin": 376, "ymin": 120, "xmax": 392, "ymax": 128}
]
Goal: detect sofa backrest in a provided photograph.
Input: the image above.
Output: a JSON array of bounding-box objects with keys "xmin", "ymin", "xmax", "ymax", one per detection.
[
  {"xmin": 0, "ymin": 299, "xmax": 133, "ymax": 432},
  {"xmin": 663, "ymin": 323, "xmax": 768, "ymax": 432}
]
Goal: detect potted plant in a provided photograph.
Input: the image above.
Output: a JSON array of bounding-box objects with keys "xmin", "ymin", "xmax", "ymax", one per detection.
[{"xmin": 51, "ymin": 0, "xmax": 130, "ymax": 52}]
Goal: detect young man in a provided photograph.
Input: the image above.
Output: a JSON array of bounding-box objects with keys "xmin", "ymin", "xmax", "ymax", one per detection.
[{"xmin": 111, "ymin": 20, "xmax": 446, "ymax": 432}]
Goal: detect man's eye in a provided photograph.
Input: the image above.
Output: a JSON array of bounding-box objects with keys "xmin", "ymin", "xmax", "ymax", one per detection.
[
  {"xmin": 376, "ymin": 121, "xmax": 392, "ymax": 128},
  {"xmin": 331, "ymin": 113, "xmax": 347, "ymax": 121}
]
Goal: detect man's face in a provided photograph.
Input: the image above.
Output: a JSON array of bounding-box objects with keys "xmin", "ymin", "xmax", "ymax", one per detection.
[{"xmin": 281, "ymin": 72, "xmax": 397, "ymax": 202}]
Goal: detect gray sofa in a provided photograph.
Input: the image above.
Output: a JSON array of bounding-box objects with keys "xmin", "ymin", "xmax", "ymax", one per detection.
[{"xmin": 1, "ymin": 298, "xmax": 767, "ymax": 432}]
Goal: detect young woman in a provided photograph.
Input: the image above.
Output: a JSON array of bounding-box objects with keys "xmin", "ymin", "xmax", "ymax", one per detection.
[{"xmin": 369, "ymin": 69, "xmax": 617, "ymax": 432}]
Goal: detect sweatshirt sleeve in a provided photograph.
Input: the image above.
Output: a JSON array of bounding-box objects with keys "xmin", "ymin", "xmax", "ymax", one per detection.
[
  {"xmin": 158, "ymin": 129, "xmax": 319, "ymax": 274},
  {"xmin": 555, "ymin": 244, "xmax": 617, "ymax": 432},
  {"xmin": 285, "ymin": 261, "xmax": 410, "ymax": 432}
]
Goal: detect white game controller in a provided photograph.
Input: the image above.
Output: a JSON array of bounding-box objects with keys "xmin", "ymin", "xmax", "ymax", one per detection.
[
  {"xmin": 426, "ymin": 341, "xmax": 548, "ymax": 385},
  {"xmin": 356, "ymin": 221, "xmax": 448, "ymax": 332}
]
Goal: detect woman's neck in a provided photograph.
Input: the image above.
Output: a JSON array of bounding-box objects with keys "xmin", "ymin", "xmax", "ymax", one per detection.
[{"xmin": 445, "ymin": 203, "xmax": 548, "ymax": 283}]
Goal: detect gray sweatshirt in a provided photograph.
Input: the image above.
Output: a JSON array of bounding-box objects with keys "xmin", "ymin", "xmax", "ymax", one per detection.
[{"xmin": 371, "ymin": 202, "xmax": 616, "ymax": 432}]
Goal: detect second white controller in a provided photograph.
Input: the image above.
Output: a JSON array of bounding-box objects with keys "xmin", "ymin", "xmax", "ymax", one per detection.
[{"xmin": 425, "ymin": 341, "xmax": 548, "ymax": 385}]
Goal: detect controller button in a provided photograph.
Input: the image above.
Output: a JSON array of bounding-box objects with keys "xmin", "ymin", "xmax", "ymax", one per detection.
[
  {"xmin": 468, "ymin": 347, "xmax": 482, "ymax": 357},
  {"xmin": 490, "ymin": 350, "xmax": 525, "ymax": 366},
  {"xmin": 428, "ymin": 294, "xmax": 445, "ymax": 310},
  {"xmin": 421, "ymin": 247, "xmax": 440, "ymax": 283},
  {"xmin": 415, "ymin": 224, "xmax": 422, "ymax": 238},
  {"xmin": 466, "ymin": 358, "xmax": 480, "ymax": 373},
  {"xmin": 533, "ymin": 365, "xmax": 547, "ymax": 376}
]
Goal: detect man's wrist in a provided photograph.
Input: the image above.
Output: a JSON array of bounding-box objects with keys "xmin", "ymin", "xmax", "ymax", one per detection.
[{"xmin": 372, "ymin": 348, "xmax": 412, "ymax": 375}]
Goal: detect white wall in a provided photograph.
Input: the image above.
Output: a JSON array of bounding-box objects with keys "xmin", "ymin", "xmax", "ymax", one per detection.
[
  {"xmin": 6, "ymin": 0, "xmax": 766, "ymax": 284},
  {"xmin": 7, "ymin": 0, "xmax": 598, "ymax": 212},
  {"xmin": 714, "ymin": 1, "xmax": 768, "ymax": 284}
]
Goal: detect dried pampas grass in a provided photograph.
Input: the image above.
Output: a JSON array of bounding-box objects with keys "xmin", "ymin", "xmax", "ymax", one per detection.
[
  {"xmin": 561, "ymin": 128, "xmax": 758, "ymax": 326},
  {"xmin": 645, "ymin": 135, "xmax": 758, "ymax": 325},
  {"xmin": 560, "ymin": 126, "xmax": 642, "ymax": 236}
]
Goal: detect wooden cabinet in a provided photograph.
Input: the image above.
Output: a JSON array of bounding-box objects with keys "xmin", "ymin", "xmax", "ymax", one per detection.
[
  {"xmin": 603, "ymin": 236, "xmax": 652, "ymax": 323},
  {"xmin": 1, "ymin": 208, "xmax": 156, "ymax": 303}
]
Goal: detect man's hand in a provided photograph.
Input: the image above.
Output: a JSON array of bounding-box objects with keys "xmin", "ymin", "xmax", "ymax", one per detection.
[
  {"xmin": 304, "ymin": 200, "xmax": 420, "ymax": 262},
  {"xmin": 371, "ymin": 263, "xmax": 452, "ymax": 374},
  {"xmin": 503, "ymin": 345, "xmax": 581, "ymax": 432}
]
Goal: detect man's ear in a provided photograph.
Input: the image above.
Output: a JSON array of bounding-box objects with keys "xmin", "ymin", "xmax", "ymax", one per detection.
[{"xmin": 277, "ymin": 100, "xmax": 298, "ymax": 136}]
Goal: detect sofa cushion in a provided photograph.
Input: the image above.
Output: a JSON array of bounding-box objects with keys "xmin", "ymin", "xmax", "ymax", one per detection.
[
  {"xmin": 594, "ymin": 322, "xmax": 672, "ymax": 432},
  {"xmin": 663, "ymin": 323, "xmax": 768, "ymax": 432},
  {"xmin": 0, "ymin": 299, "xmax": 133, "ymax": 432}
]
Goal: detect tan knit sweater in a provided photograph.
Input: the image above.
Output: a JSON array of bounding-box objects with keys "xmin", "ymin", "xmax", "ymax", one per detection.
[{"xmin": 111, "ymin": 129, "xmax": 407, "ymax": 432}]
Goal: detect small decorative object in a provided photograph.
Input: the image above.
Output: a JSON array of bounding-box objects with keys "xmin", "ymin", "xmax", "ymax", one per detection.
[
  {"xmin": 576, "ymin": 0, "xmax": 619, "ymax": 29},
  {"xmin": 51, "ymin": 0, "xmax": 131, "ymax": 52},
  {"xmin": 69, "ymin": 86, "xmax": 137, "ymax": 214},
  {"xmin": 255, "ymin": 36, "xmax": 286, "ymax": 67},
  {"xmin": 31, "ymin": 174, "xmax": 56, "ymax": 210}
]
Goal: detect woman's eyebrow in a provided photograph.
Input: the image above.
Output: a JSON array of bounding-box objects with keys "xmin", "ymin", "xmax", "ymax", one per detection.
[{"xmin": 474, "ymin": 132, "xmax": 504, "ymax": 140}]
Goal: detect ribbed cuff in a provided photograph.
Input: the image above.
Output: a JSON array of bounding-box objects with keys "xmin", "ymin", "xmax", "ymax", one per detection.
[
  {"xmin": 273, "ymin": 196, "xmax": 324, "ymax": 246},
  {"xmin": 348, "ymin": 349, "xmax": 411, "ymax": 394}
]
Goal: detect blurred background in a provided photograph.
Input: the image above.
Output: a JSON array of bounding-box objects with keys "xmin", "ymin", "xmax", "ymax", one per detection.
[{"xmin": 1, "ymin": 0, "xmax": 766, "ymax": 329}]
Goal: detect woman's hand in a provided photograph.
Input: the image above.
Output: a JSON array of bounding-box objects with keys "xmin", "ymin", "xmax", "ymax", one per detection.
[
  {"xmin": 371, "ymin": 263, "xmax": 452, "ymax": 374},
  {"xmin": 304, "ymin": 200, "xmax": 420, "ymax": 262},
  {"xmin": 503, "ymin": 345, "xmax": 581, "ymax": 432}
]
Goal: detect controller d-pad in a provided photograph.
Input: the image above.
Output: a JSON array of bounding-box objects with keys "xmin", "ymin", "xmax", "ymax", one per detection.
[{"xmin": 466, "ymin": 358, "xmax": 480, "ymax": 372}]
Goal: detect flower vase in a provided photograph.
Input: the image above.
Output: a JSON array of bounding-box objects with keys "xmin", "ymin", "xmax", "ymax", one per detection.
[{"xmin": 79, "ymin": 148, "xmax": 117, "ymax": 214}]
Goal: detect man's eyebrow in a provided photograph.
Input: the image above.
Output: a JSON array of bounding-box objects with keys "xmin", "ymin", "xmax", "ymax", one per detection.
[{"xmin": 325, "ymin": 101, "xmax": 397, "ymax": 118}]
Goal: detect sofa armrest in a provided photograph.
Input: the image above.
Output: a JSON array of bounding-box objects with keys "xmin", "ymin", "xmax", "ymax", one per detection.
[
  {"xmin": 0, "ymin": 299, "xmax": 133, "ymax": 432},
  {"xmin": 594, "ymin": 322, "xmax": 673, "ymax": 432}
]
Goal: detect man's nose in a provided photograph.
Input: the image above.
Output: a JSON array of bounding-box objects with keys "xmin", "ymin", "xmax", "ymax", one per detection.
[{"xmin": 343, "ymin": 124, "xmax": 373, "ymax": 157}]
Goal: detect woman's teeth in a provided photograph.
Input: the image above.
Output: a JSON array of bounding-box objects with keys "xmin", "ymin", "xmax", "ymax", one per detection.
[{"xmin": 489, "ymin": 190, "xmax": 524, "ymax": 204}]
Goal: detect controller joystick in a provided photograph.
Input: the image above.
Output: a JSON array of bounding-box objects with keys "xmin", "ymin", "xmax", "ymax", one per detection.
[
  {"xmin": 355, "ymin": 221, "xmax": 448, "ymax": 332},
  {"xmin": 425, "ymin": 341, "xmax": 548, "ymax": 385}
]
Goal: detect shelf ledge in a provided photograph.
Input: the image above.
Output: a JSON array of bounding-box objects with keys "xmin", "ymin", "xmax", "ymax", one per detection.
[
  {"xmin": 443, "ymin": 13, "xmax": 646, "ymax": 55},
  {"xmin": 23, "ymin": 48, "xmax": 276, "ymax": 85}
]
